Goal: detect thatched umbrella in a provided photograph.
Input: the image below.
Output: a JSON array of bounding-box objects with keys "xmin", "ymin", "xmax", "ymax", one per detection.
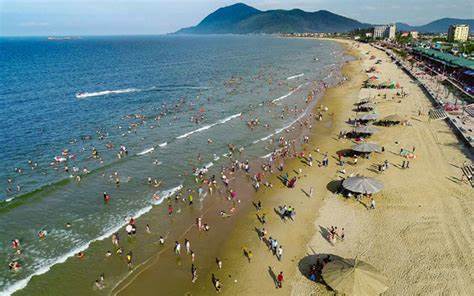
[
  {"xmin": 342, "ymin": 176, "xmax": 383, "ymax": 194},
  {"xmin": 357, "ymin": 114, "xmax": 378, "ymax": 121},
  {"xmin": 322, "ymin": 257, "xmax": 388, "ymax": 296},
  {"xmin": 352, "ymin": 142, "xmax": 381, "ymax": 153},
  {"xmin": 354, "ymin": 126, "xmax": 378, "ymax": 134}
]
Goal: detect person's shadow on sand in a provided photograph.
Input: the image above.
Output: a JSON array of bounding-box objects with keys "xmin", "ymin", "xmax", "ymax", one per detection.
[
  {"xmin": 319, "ymin": 225, "xmax": 333, "ymax": 244},
  {"xmin": 268, "ymin": 266, "xmax": 278, "ymax": 288}
]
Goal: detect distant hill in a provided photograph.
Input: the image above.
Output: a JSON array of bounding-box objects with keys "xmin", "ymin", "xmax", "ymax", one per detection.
[
  {"xmin": 177, "ymin": 3, "xmax": 370, "ymax": 34},
  {"xmin": 397, "ymin": 18, "xmax": 474, "ymax": 33},
  {"xmin": 177, "ymin": 3, "xmax": 474, "ymax": 35}
]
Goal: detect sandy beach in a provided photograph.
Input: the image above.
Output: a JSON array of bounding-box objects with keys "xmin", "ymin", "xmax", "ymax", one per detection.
[{"xmin": 179, "ymin": 39, "xmax": 473, "ymax": 295}]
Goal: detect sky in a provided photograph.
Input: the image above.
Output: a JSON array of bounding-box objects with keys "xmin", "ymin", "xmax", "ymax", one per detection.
[{"xmin": 0, "ymin": 0, "xmax": 472, "ymax": 36}]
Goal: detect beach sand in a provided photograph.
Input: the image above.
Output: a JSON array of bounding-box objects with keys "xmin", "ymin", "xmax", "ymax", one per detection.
[{"xmin": 182, "ymin": 40, "xmax": 473, "ymax": 295}]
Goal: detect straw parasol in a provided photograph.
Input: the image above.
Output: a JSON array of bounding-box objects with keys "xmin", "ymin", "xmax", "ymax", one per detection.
[
  {"xmin": 354, "ymin": 126, "xmax": 378, "ymax": 134},
  {"xmin": 322, "ymin": 257, "xmax": 388, "ymax": 296},
  {"xmin": 342, "ymin": 176, "xmax": 383, "ymax": 194},
  {"xmin": 357, "ymin": 114, "xmax": 378, "ymax": 121},
  {"xmin": 380, "ymin": 114, "xmax": 404, "ymax": 122},
  {"xmin": 352, "ymin": 142, "xmax": 381, "ymax": 153}
]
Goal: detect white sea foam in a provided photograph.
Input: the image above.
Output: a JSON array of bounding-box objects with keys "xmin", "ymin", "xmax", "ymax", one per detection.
[
  {"xmin": 152, "ymin": 185, "xmax": 183, "ymax": 205},
  {"xmin": 158, "ymin": 142, "xmax": 167, "ymax": 147},
  {"xmin": 137, "ymin": 147, "xmax": 154, "ymax": 155},
  {"xmin": 76, "ymin": 88, "xmax": 140, "ymax": 99},
  {"xmin": 272, "ymin": 83, "xmax": 304, "ymax": 103},
  {"xmin": 287, "ymin": 73, "xmax": 304, "ymax": 80},
  {"xmin": 218, "ymin": 113, "xmax": 241, "ymax": 124},
  {"xmin": 253, "ymin": 133, "xmax": 275, "ymax": 144},
  {"xmin": 176, "ymin": 124, "xmax": 214, "ymax": 139},
  {"xmin": 176, "ymin": 113, "xmax": 241, "ymax": 140}
]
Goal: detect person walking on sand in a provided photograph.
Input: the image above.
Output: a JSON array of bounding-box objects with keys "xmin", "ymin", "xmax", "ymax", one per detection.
[
  {"xmin": 277, "ymin": 245, "xmax": 283, "ymax": 261},
  {"xmin": 191, "ymin": 264, "xmax": 197, "ymax": 283},
  {"xmin": 126, "ymin": 251, "xmax": 133, "ymax": 269},
  {"xmin": 277, "ymin": 271, "xmax": 284, "ymax": 288},
  {"xmin": 185, "ymin": 239, "xmax": 191, "ymax": 254},
  {"xmin": 216, "ymin": 258, "xmax": 222, "ymax": 269},
  {"xmin": 212, "ymin": 273, "xmax": 221, "ymax": 292},
  {"xmin": 309, "ymin": 186, "xmax": 314, "ymax": 197},
  {"xmin": 174, "ymin": 241, "xmax": 181, "ymax": 255},
  {"xmin": 370, "ymin": 198, "xmax": 376, "ymax": 210}
]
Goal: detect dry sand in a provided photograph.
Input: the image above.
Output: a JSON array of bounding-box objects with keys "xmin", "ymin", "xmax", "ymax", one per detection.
[{"xmin": 194, "ymin": 40, "xmax": 473, "ymax": 296}]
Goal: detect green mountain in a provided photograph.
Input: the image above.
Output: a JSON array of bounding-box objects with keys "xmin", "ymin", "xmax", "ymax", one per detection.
[
  {"xmin": 396, "ymin": 18, "xmax": 474, "ymax": 33},
  {"xmin": 177, "ymin": 3, "xmax": 370, "ymax": 34}
]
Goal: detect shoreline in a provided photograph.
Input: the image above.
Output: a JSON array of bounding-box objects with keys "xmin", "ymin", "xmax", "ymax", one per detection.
[
  {"xmin": 10, "ymin": 38, "xmax": 349, "ymax": 296},
  {"xmin": 111, "ymin": 39, "xmax": 353, "ymax": 296},
  {"xmin": 189, "ymin": 38, "xmax": 474, "ymax": 296},
  {"xmin": 188, "ymin": 39, "xmax": 365, "ymax": 295}
]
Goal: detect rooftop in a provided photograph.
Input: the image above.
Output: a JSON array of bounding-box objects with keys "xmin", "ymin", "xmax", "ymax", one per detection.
[{"xmin": 413, "ymin": 47, "xmax": 474, "ymax": 70}]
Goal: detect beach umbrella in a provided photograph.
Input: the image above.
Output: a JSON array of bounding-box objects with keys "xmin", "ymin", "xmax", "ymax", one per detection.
[
  {"xmin": 354, "ymin": 126, "xmax": 378, "ymax": 134},
  {"xmin": 356, "ymin": 99, "xmax": 370, "ymax": 105},
  {"xmin": 357, "ymin": 114, "xmax": 378, "ymax": 121},
  {"xmin": 352, "ymin": 142, "xmax": 381, "ymax": 153},
  {"xmin": 359, "ymin": 103, "xmax": 375, "ymax": 109},
  {"xmin": 342, "ymin": 176, "xmax": 383, "ymax": 194},
  {"xmin": 322, "ymin": 257, "xmax": 388, "ymax": 296},
  {"xmin": 381, "ymin": 114, "xmax": 404, "ymax": 122}
]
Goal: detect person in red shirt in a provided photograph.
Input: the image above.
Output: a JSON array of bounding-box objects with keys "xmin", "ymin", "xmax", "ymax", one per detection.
[
  {"xmin": 277, "ymin": 271, "xmax": 284, "ymax": 288},
  {"xmin": 168, "ymin": 204, "xmax": 174, "ymax": 216},
  {"xmin": 103, "ymin": 192, "xmax": 111, "ymax": 203}
]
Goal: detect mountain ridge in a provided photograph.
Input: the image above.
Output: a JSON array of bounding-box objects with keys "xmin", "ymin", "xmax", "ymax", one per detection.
[{"xmin": 176, "ymin": 3, "xmax": 473, "ymax": 35}]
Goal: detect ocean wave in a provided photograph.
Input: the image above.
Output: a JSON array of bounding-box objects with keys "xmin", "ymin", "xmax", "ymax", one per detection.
[
  {"xmin": 287, "ymin": 73, "xmax": 304, "ymax": 80},
  {"xmin": 137, "ymin": 147, "xmax": 154, "ymax": 156},
  {"xmin": 272, "ymin": 83, "xmax": 304, "ymax": 103},
  {"xmin": 176, "ymin": 113, "xmax": 241, "ymax": 140},
  {"xmin": 2, "ymin": 183, "xmax": 185, "ymax": 295},
  {"xmin": 76, "ymin": 88, "xmax": 140, "ymax": 99},
  {"xmin": 253, "ymin": 132, "xmax": 275, "ymax": 144},
  {"xmin": 76, "ymin": 85, "xmax": 209, "ymax": 99},
  {"xmin": 0, "ymin": 202, "xmax": 156, "ymax": 296},
  {"xmin": 218, "ymin": 113, "xmax": 241, "ymax": 124},
  {"xmin": 152, "ymin": 185, "xmax": 183, "ymax": 205},
  {"xmin": 158, "ymin": 142, "xmax": 167, "ymax": 147}
]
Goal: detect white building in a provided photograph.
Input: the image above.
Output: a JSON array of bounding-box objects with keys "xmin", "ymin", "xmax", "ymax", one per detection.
[
  {"xmin": 447, "ymin": 24, "xmax": 469, "ymax": 42},
  {"xmin": 373, "ymin": 24, "xmax": 396, "ymax": 40}
]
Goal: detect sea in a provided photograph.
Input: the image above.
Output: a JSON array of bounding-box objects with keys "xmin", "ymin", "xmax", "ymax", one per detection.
[{"xmin": 0, "ymin": 35, "xmax": 348, "ymax": 295}]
